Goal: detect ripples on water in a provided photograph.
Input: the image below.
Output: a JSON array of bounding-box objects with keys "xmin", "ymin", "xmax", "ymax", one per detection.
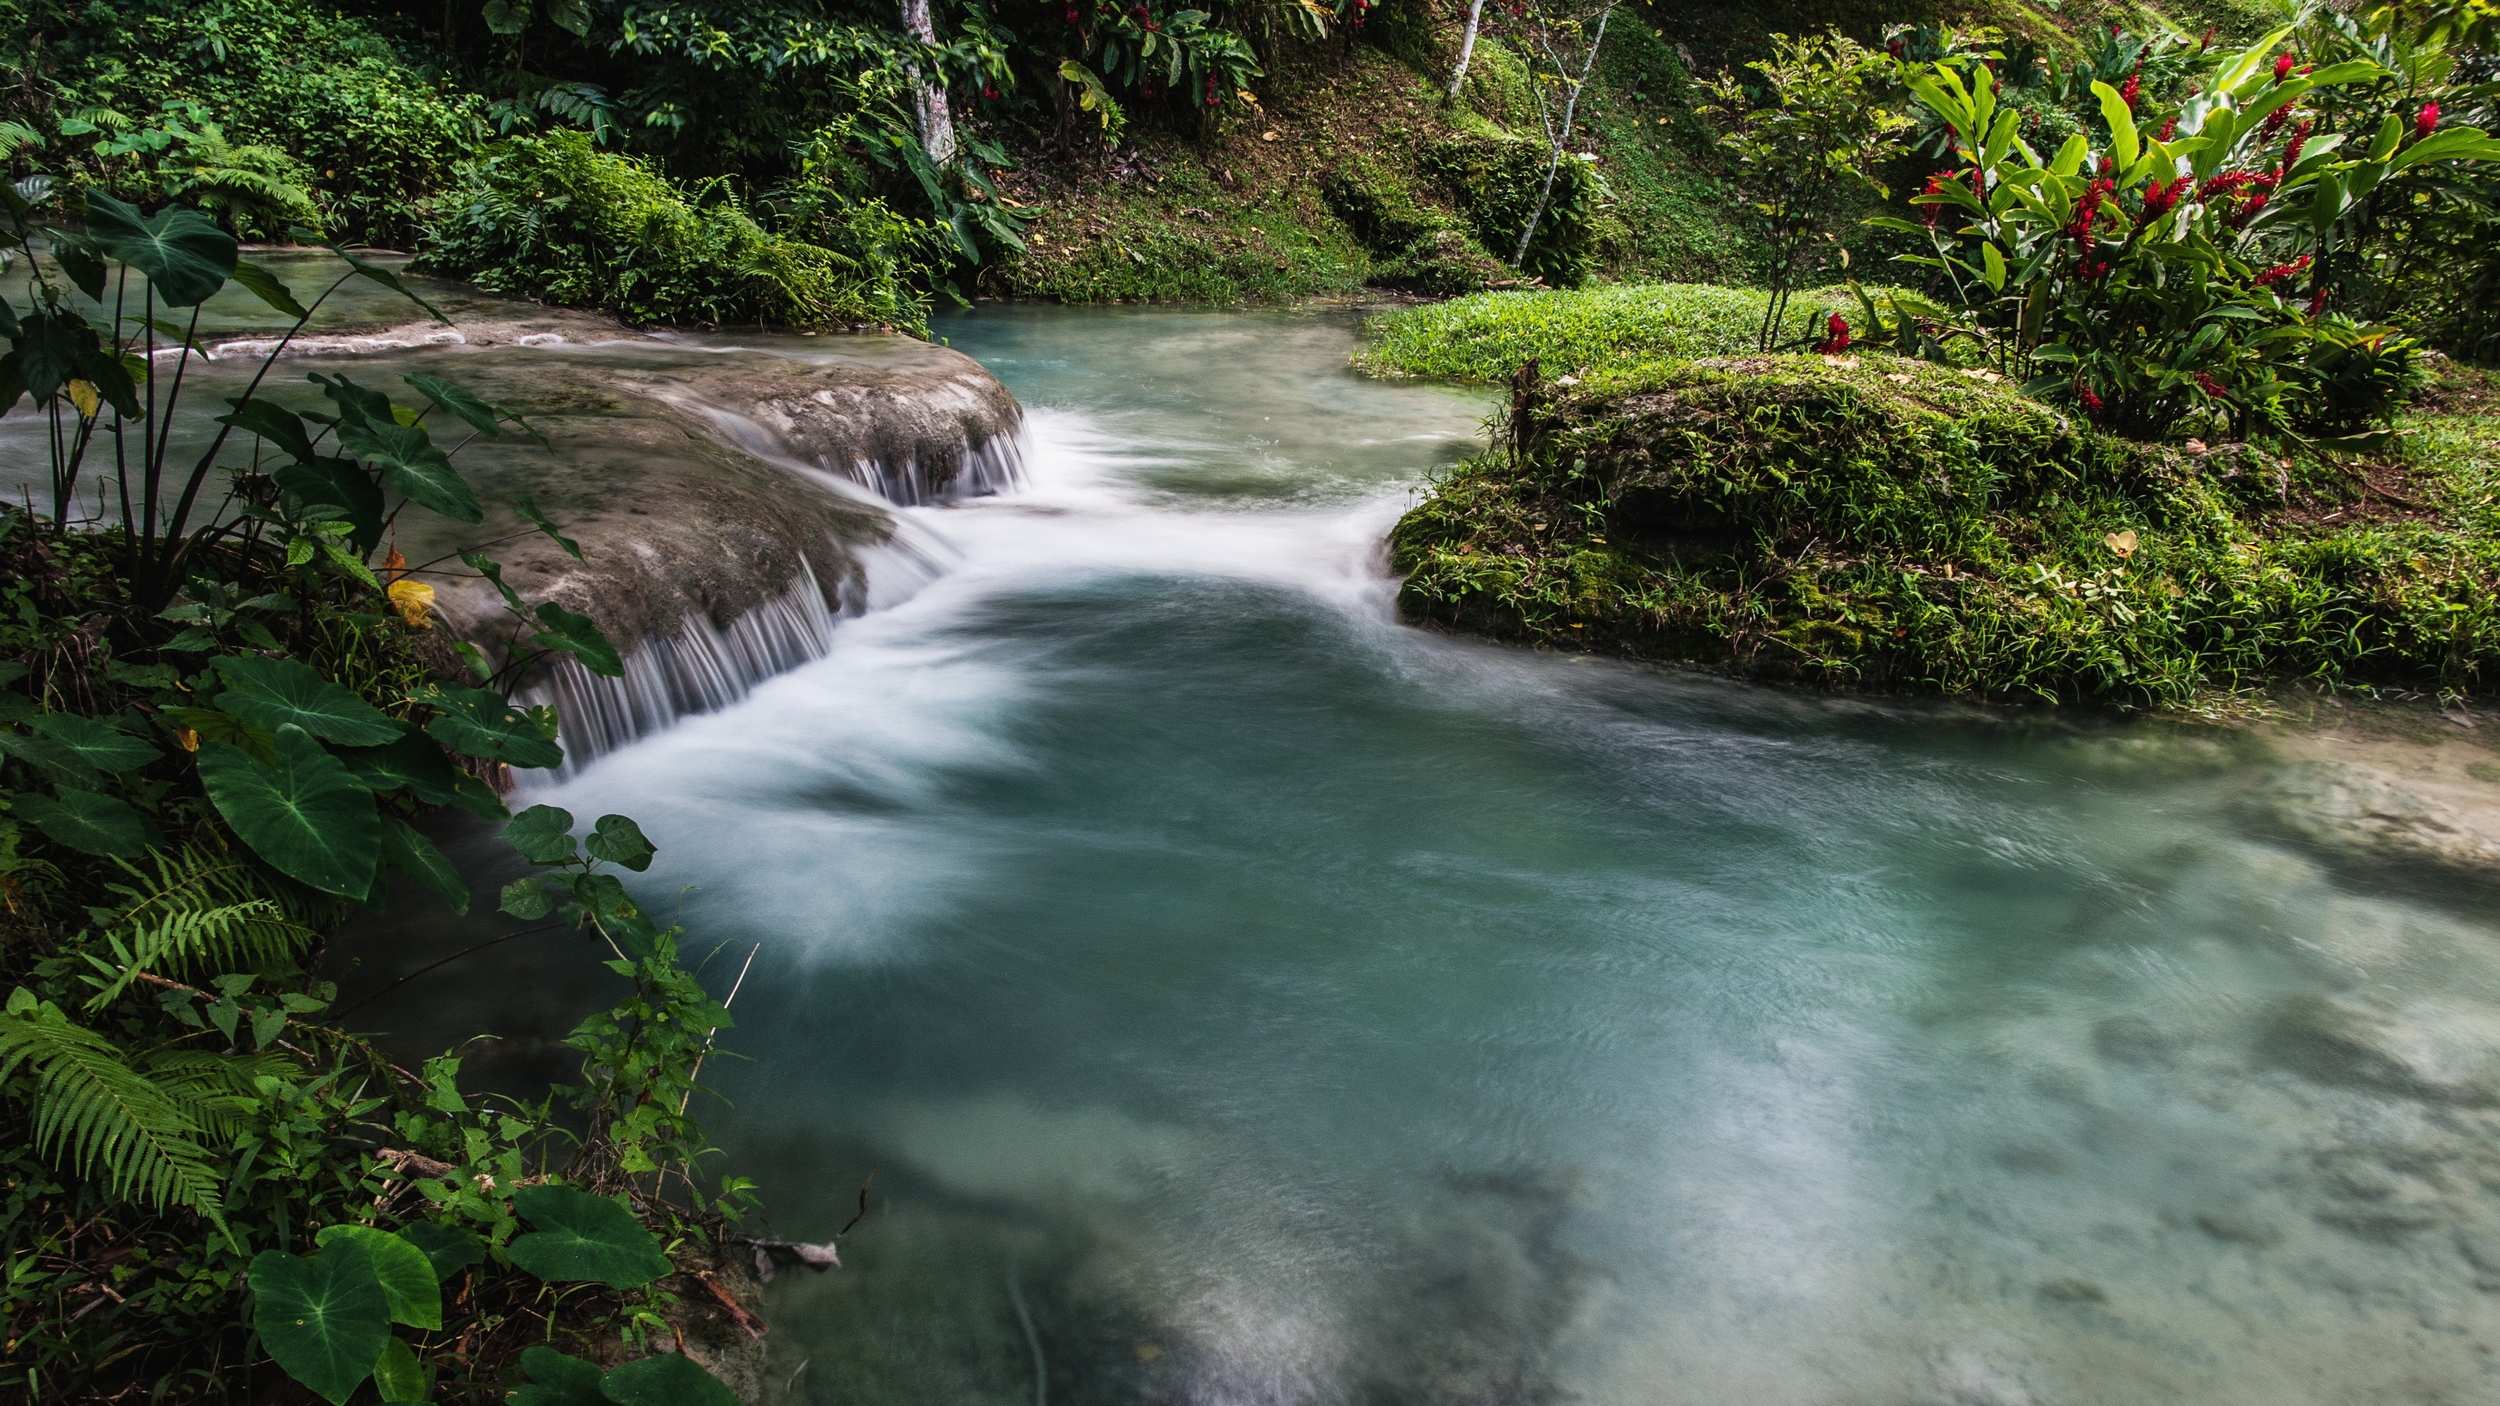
[{"xmin": 355, "ymin": 306, "xmax": 2500, "ymax": 1403}]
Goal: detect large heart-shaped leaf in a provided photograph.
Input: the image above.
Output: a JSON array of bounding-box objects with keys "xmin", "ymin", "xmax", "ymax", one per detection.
[
  {"xmin": 509, "ymin": 1346, "xmax": 606, "ymax": 1406},
  {"xmin": 584, "ymin": 814, "xmax": 654, "ymax": 872},
  {"xmin": 418, "ymin": 687, "xmax": 563, "ymax": 770},
  {"xmin": 0, "ymin": 730, "xmax": 101, "ymax": 786},
  {"xmin": 507, "ymin": 1185, "xmax": 673, "ymax": 1289},
  {"xmin": 213, "ymin": 656, "xmax": 403, "ymax": 745},
  {"xmin": 503, "ymin": 804, "xmax": 579, "ymax": 864},
  {"xmin": 382, "ymin": 815, "xmax": 469, "ymax": 915},
  {"xmin": 599, "ymin": 1354, "xmax": 742, "ymax": 1406},
  {"xmin": 218, "ymin": 397, "xmax": 317, "ymax": 464},
  {"xmin": 531, "ymin": 602, "xmax": 623, "ymax": 678},
  {"xmin": 247, "ymin": 1243, "xmax": 391, "ymax": 1405},
  {"xmin": 373, "ymin": 1337, "xmax": 427, "ymax": 1404},
  {"xmin": 229, "ymin": 259, "xmax": 310, "ymax": 320},
  {"xmin": 197, "ymin": 726, "xmax": 381, "ymax": 897},
  {"xmin": 25, "ymin": 713, "xmax": 161, "ymax": 773},
  {"xmin": 313, "ymin": 1224, "xmax": 442, "ymax": 1329},
  {"xmin": 16, "ymin": 788, "xmax": 153, "ymax": 857},
  {"xmin": 403, "ymin": 373, "xmax": 504, "ymax": 438},
  {"xmin": 84, "ymin": 192, "xmax": 237, "ymax": 308},
  {"xmin": 336, "ymin": 416, "xmax": 482, "ymax": 524},
  {"xmin": 396, "ymin": 1222, "xmax": 486, "ymax": 1282}
]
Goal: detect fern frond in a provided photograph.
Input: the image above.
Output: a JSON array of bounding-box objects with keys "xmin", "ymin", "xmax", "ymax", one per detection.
[
  {"xmin": 86, "ymin": 846, "xmax": 318, "ymax": 1005},
  {"xmin": 142, "ymin": 1048, "xmax": 291, "ymax": 1144},
  {"xmin": 0, "ymin": 1003, "xmax": 228, "ymax": 1236}
]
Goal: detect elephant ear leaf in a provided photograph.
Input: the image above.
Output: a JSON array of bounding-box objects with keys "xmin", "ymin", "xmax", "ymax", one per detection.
[
  {"xmin": 25, "ymin": 713, "xmax": 161, "ymax": 772},
  {"xmin": 402, "ymin": 372, "xmax": 503, "ymax": 438},
  {"xmin": 313, "ymin": 1224, "xmax": 442, "ymax": 1330},
  {"xmin": 506, "ymin": 1185, "xmax": 673, "ymax": 1289},
  {"xmin": 584, "ymin": 813, "xmax": 654, "ymax": 872},
  {"xmin": 335, "ymin": 416, "xmax": 482, "ymax": 524},
  {"xmin": 212, "ymin": 656, "xmax": 402, "ymax": 745},
  {"xmin": 396, "ymin": 1222, "xmax": 486, "ymax": 1282},
  {"xmin": 247, "ymin": 1244, "xmax": 392, "ymax": 1406},
  {"xmin": 196, "ymin": 727, "xmax": 381, "ymax": 897},
  {"xmin": 83, "ymin": 192, "xmax": 237, "ymax": 308},
  {"xmin": 228, "ymin": 259, "xmax": 309, "ymax": 319},
  {"xmin": 530, "ymin": 602, "xmax": 622, "ymax": 677},
  {"xmin": 599, "ymin": 1354, "xmax": 743, "ymax": 1406},
  {"xmin": 416, "ymin": 685, "xmax": 563, "ymax": 770},
  {"xmin": 509, "ymin": 1346, "xmax": 606, "ymax": 1406},
  {"xmin": 15, "ymin": 788, "xmax": 154, "ymax": 857}
]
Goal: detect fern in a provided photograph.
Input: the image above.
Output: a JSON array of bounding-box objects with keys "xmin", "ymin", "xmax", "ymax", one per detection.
[
  {"xmin": 0, "ymin": 992, "xmax": 229, "ymax": 1237},
  {"xmin": 142, "ymin": 1048, "xmax": 291, "ymax": 1144},
  {"xmin": 85, "ymin": 845, "xmax": 318, "ymax": 1006}
]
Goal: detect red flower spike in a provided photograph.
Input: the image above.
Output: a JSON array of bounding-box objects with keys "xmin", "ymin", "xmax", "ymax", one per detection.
[
  {"xmin": 2195, "ymin": 372, "xmax": 2228, "ymax": 398},
  {"xmin": 2199, "ymin": 26, "xmax": 2215, "ymax": 50},
  {"xmin": 2283, "ymin": 119, "xmax": 2313, "ymax": 170},
  {"xmin": 2155, "ymin": 115, "xmax": 2178, "ymax": 142},
  {"xmin": 2307, "ymin": 285, "xmax": 2330, "ymax": 318},
  {"xmin": 2273, "ymin": 53, "xmax": 2295, "ymax": 82},
  {"xmin": 2078, "ymin": 383, "xmax": 2105, "ymax": 414},
  {"xmin": 1818, "ymin": 314, "xmax": 1852, "ymax": 355},
  {"xmin": 2418, "ymin": 101, "xmax": 2442, "ymax": 139},
  {"xmin": 2120, "ymin": 63, "xmax": 2142, "ymax": 111},
  {"xmin": 1920, "ymin": 172, "xmax": 1947, "ymax": 229}
]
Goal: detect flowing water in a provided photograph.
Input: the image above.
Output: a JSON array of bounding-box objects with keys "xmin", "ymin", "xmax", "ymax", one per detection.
[{"xmin": 23, "ymin": 266, "xmax": 2500, "ymax": 1401}]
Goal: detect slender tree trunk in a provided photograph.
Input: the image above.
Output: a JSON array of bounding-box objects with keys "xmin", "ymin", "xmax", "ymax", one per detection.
[
  {"xmin": 1511, "ymin": 1, "xmax": 1612, "ymax": 270},
  {"xmin": 1448, "ymin": 0, "xmax": 1485, "ymax": 99},
  {"xmin": 901, "ymin": 0, "xmax": 959, "ymax": 166}
]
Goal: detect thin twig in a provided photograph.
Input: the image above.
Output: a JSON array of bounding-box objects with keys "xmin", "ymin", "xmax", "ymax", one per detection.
[
  {"xmin": 676, "ymin": 944, "xmax": 759, "ymax": 1116},
  {"xmin": 329, "ymin": 923, "xmax": 563, "ymax": 1021}
]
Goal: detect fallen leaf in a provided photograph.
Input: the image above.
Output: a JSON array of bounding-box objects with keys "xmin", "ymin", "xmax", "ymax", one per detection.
[
  {"xmin": 1959, "ymin": 368, "xmax": 2005, "ymax": 383},
  {"xmin": 2184, "ymin": 438, "xmax": 2209, "ymax": 454},
  {"xmin": 387, "ymin": 578, "xmax": 437, "ymax": 630},
  {"xmin": 1821, "ymin": 354, "xmax": 1860, "ymax": 369},
  {"xmin": 2105, "ymin": 529, "xmax": 2139, "ymax": 559},
  {"xmin": 1885, "ymin": 371, "xmax": 1913, "ymax": 384},
  {"xmin": 1261, "ymin": 129, "xmax": 1279, "ymax": 141}
]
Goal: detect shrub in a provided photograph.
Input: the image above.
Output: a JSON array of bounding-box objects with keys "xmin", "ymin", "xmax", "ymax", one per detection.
[
  {"xmin": 1422, "ymin": 130, "xmax": 1602, "ymax": 286},
  {"xmin": 419, "ymin": 131, "xmax": 898, "ymax": 329},
  {"xmin": 1320, "ymin": 157, "xmax": 1504, "ymax": 294}
]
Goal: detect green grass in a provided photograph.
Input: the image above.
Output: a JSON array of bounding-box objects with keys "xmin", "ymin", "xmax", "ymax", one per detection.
[
  {"xmin": 1391, "ymin": 354, "xmax": 2500, "ymax": 707},
  {"xmin": 1354, "ymin": 281, "xmax": 1858, "ymax": 382}
]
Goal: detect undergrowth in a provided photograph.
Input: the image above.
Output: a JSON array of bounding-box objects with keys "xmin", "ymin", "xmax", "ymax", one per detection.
[{"xmin": 1354, "ymin": 281, "xmax": 1860, "ymax": 381}]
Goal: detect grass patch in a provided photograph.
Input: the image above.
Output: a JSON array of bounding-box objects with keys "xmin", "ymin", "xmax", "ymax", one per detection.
[
  {"xmin": 1354, "ymin": 281, "xmax": 1855, "ymax": 381},
  {"xmin": 1391, "ymin": 354, "xmax": 2500, "ymax": 707}
]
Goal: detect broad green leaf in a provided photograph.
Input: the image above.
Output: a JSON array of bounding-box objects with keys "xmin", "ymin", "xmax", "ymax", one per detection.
[
  {"xmin": 2395, "ymin": 125, "xmax": 2500, "ymax": 172},
  {"xmin": 218, "ymin": 397, "xmax": 317, "ymax": 463},
  {"xmin": 0, "ymin": 730, "xmax": 100, "ymax": 786},
  {"xmin": 584, "ymin": 813, "xmax": 654, "ymax": 872},
  {"xmin": 2370, "ymin": 113, "xmax": 2403, "ymax": 161},
  {"xmin": 501, "ymin": 877, "xmax": 560, "ymax": 919},
  {"xmin": 2304, "ymin": 59, "xmax": 2386, "ymax": 87},
  {"xmin": 403, "ymin": 373, "xmax": 502, "ymax": 438},
  {"xmin": 373, "ymin": 1337, "xmax": 427, "ymax": 1403},
  {"xmin": 273, "ymin": 458, "xmax": 385, "ymax": 551},
  {"xmin": 382, "ymin": 815, "xmax": 469, "ymax": 915},
  {"xmin": 25, "ymin": 714, "xmax": 161, "ymax": 773},
  {"xmin": 197, "ymin": 727, "xmax": 382, "ymax": 897},
  {"xmin": 545, "ymin": 0, "xmax": 592, "ymax": 33},
  {"xmin": 52, "ymin": 234, "xmax": 107, "ymax": 301},
  {"xmin": 247, "ymin": 1244, "xmax": 392, "ymax": 1406},
  {"xmin": 418, "ymin": 686, "xmax": 563, "ymax": 770},
  {"xmin": 2092, "ymin": 80, "xmax": 2139, "ymax": 169},
  {"xmin": 336, "ymin": 417, "xmax": 482, "ymax": 524},
  {"xmin": 514, "ymin": 494, "xmax": 582, "ymax": 560},
  {"xmin": 510, "ymin": 1347, "xmax": 606, "ymax": 1406},
  {"xmin": 314, "ymin": 1224, "xmax": 443, "ymax": 1329},
  {"xmin": 504, "ymin": 804, "xmax": 579, "ymax": 864},
  {"xmin": 397, "ymin": 1223, "xmax": 486, "ymax": 1282},
  {"xmin": 229, "ymin": 259, "xmax": 309, "ymax": 319},
  {"xmin": 338, "ymin": 729, "xmax": 506, "ymax": 818},
  {"xmin": 213, "ymin": 656, "xmax": 403, "ymax": 745},
  {"xmin": 599, "ymin": 1354, "xmax": 742, "ymax": 1406},
  {"xmin": 323, "ymin": 243, "xmax": 450, "ymax": 325},
  {"xmin": 16, "ymin": 788, "xmax": 152, "ymax": 857},
  {"xmin": 507, "ymin": 1185, "xmax": 673, "ymax": 1289},
  {"xmin": 163, "ymin": 706, "xmax": 276, "ymax": 759},
  {"xmin": 2049, "ymin": 134, "xmax": 2088, "ymax": 177},
  {"xmin": 83, "ymin": 192, "xmax": 236, "ymax": 307},
  {"xmin": 1980, "ymin": 242, "xmax": 2006, "ymax": 293},
  {"xmin": 532, "ymin": 602, "xmax": 623, "ymax": 677}
]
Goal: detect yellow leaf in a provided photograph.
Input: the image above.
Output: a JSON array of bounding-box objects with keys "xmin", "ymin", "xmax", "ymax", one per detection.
[
  {"xmin": 387, "ymin": 578, "xmax": 437, "ymax": 629},
  {"xmin": 2104, "ymin": 530, "xmax": 2139, "ymax": 559},
  {"xmin": 382, "ymin": 545, "xmax": 408, "ymax": 584},
  {"xmin": 66, "ymin": 379, "xmax": 99, "ymax": 418},
  {"xmin": 173, "ymin": 727, "xmax": 200, "ymax": 753}
]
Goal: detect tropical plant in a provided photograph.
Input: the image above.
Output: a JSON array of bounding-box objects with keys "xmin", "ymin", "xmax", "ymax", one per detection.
[
  {"xmin": 1703, "ymin": 30, "xmax": 1912, "ymax": 350},
  {"xmin": 1867, "ymin": 23, "xmax": 2500, "ymax": 442}
]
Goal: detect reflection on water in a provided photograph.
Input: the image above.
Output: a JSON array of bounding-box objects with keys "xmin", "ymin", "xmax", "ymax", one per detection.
[{"xmin": 351, "ymin": 305, "xmax": 2500, "ymax": 1404}]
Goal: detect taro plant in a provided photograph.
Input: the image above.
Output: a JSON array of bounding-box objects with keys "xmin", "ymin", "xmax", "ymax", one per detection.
[{"xmin": 1866, "ymin": 24, "xmax": 2500, "ymax": 442}]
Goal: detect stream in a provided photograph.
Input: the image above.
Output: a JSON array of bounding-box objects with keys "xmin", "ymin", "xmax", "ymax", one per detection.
[{"xmin": 17, "ymin": 267, "xmax": 2500, "ymax": 1402}]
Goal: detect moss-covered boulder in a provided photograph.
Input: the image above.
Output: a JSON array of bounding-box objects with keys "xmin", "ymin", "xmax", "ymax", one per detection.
[{"xmin": 1390, "ymin": 355, "xmax": 2500, "ymax": 706}]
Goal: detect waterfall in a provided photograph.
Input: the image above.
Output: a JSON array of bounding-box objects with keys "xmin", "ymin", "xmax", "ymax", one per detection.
[{"xmin": 847, "ymin": 433, "xmax": 1028, "ymax": 506}]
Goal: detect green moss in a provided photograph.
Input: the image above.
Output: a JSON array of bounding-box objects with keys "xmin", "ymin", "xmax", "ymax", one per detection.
[
  {"xmin": 1354, "ymin": 281, "xmax": 1856, "ymax": 381},
  {"xmin": 1391, "ymin": 355, "xmax": 2500, "ymax": 706}
]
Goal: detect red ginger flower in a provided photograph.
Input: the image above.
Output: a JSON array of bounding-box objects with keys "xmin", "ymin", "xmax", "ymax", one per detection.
[
  {"xmin": 2155, "ymin": 115, "xmax": 2179, "ymax": 142},
  {"xmin": 2307, "ymin": 284, "xmax": 2331, "ymax": 317},
  {"xmin": 2077, "ymin": 383, "xmax": 2105, "ymax": 413},
  {"xmin": 2197, "ymin": 170, "xmax": 2257, "ymax": 202},
  {"xmin": 2071, "ymin": 177, "xmax": 2114, "ymax": 241},
  {"xmin": 2199, "ymin": 26, "xmax": 2216, "ymax": 50},
  {"xmin": 2273, "ymin": 53, "xmax": 2295, "ymax": 81},
  {"xmin": 2121, "ymin": 62, "xmax": 2142, "ymax": 110},
  {"xmin": 2141, "ymin": 176, "xmax": 2185, "ymax": 218},
  {"xmin": 2253, "ymin": 255, "xmax": 2311, "ymax": 289},
  {"xmin": 1819, "ymin": 314, "xmax": 1852, "ymax": 355},
  {"xmin": 1920, "ymin": 172, "xmax": 1948, "ymax": 228},
  {"xmin": 2194, "ymin": 372, "xmax": 2228, "ymax": 398},
  {"xmin": 2283, "ymin": 118, "xmax": 2313, "ymax": 169},
  {"xmin": 2418, "ymin": 101, "xmax": 2442, "ymax": 139},
  {"xmin": 2263, "ymin": 104, "xmax": 2293, "ymax": 138}
]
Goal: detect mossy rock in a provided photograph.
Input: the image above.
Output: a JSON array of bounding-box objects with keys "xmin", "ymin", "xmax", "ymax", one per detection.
[{"xmin": 1391, "ymin": 354, "xmax": 2500, "ymax": 705}]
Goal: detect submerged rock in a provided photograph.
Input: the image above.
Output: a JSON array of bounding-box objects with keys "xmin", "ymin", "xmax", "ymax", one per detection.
[
  {"xmin": 2240, "ymin": 759, "xmax": 2500, "ymax": 883},
  {"xmin": 2259, "ymin": 992, "xmax": 2500, "ymax": 1106}
]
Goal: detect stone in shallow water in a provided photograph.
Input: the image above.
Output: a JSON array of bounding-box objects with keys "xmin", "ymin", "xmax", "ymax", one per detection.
[
  {"xmin": 2242, "ymin": 759, "xmax": 2500, "ymax": 882},
  {"xmin": 2258, "ymin": 993, "xmax": 2500, "ymax": 1107}
]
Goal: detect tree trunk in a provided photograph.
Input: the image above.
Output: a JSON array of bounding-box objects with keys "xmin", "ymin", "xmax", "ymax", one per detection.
[
  {"xmin": 900, "ymin": 0, "xmax": 959, "ymax": 166},
  {"xmin": 1511, "ymin": 2, "xmax": 1612, "ymax": 270},
  {"xmin": 1448, "ymin": 0, "xmax": 1486, "ymax": 100}
]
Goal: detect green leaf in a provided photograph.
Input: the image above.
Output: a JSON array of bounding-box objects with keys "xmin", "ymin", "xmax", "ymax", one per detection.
[
  {"xmin": 337, "ymin": 730, "xmax": 490, "ymax": 809},
  {"xmin": 229, "ymin": 259, "xmax": 310, "ymax": 320},
  {"xmin": 506, "ymin": 1185, "xmax": 673, "ymax": 1289},
  {"xmin": 25, "ymin": 714, "xmax": 161, "ymax": 773},
  {"xmin": 314, "ymin": 1225, "xmax": 442, "ymax": 1330},
  {"xmin": 0, "ymin": 730, "xmax": 98, "ymax": 786},
  {"xmin": 164, "ymin": 706, "xmax": 276, "ymax": 759},
  {"xmin": 1980, "ymin": 242, "xmax": 2006, "ymax": 293},
  {"xmin": 510, "ymin": 1347, "xmax": 606, "ymax": 1406},
  {"xmin": 16, "ymin": 788, "xmax": 152, "ymax": 857},
  {"xmin": 336, "ymin": 417, "xmax": 482, "ymax": 524},
  {"xmin": 197, "ymin": 727, "xmax": 382, "ymax": 897},
  {"xmin": 403, "ymin": 373, "xmax": 502, "ymax": 439},
  {"xmin": 273, "ymin": 458, "xmax": 385, "ymax": 552},
  {"xmin": 531, "ymin": 602, "xmax": 623, "ymax": 677},
  {"xmin": 2092, "ymin": 80, "xmax": 2139, "ymax": 169},
  {"xmin": 83, "ymin": 192, "xmax": 236, "ymax": 307},
  {"xmin": 398, "ymin": 1223, "xmax": 486, "ymax": 1282},
  {"xmin": 373, "ymin": 1336, "xmax": 427, "ymax": 1403},
  {"xmin": 500, "ymin": 878, "xmax": 559, "ymax": 920},
  {"xmin": 382, "ymin": 816, "xmax": 468, "ymax": 915},
  {"xmin": 418, "ymin": 686, "xmax": 564, "ymax": 770},
  {"xmin": 218, "ymin": 397, "xmax": 317, "ymax": 464},
  {"xmin": 246, "ymin": 1244, "xmax": 392, "ymax": 1406},
  {"xmin": 52, "ymin": 234, "xmax": 107, "ymax": 302},
  {"xmin": 321, "ymin": 243, "xmax": 450, "ymax": 325},
  {"xmin": 598, "ymin": 1354, "xmax": 743, "ymax": 1406},
  {"xmin": 584, "ymin": 814, "xmax": 654, "ymax": 872},
  {"xmin": 2370, "ymin": 112, "xmax": 2403, "ymax": 161},
  {"xmin": 514, "ymin": 494, "xmax": 582, "ymax": 560},
  {"xmin": 212, "ymin": 656, "xmax": 403, "ymax": 745},
  {"xmin": 504, "ymin": 804, "xmax": 579, "ymax": 864}
]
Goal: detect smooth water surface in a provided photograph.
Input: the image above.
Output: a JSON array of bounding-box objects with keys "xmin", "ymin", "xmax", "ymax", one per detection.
[{"xmin": 416, "ymin": 306, "xmax": 2498, "ymax": 1403}]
